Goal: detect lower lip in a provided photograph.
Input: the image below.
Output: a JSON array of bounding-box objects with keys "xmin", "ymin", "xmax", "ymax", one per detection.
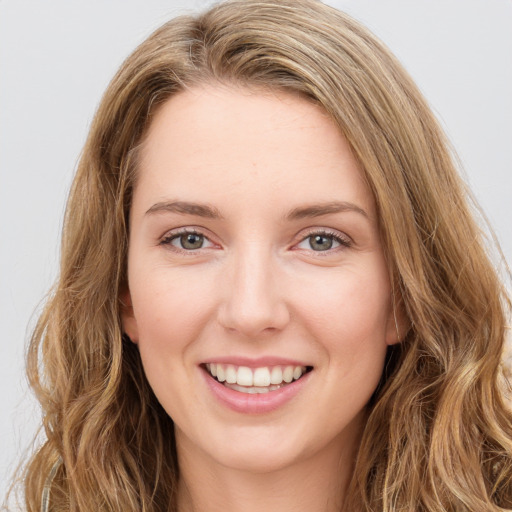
[{"xmin": 202, "ymin": 368, "xmax": 312, "ymax": 414}]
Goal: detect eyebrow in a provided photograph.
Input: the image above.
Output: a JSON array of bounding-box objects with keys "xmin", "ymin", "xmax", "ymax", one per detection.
[
  {"xmin": 145, "ymin": 201, "xmax": 223, "ymax": 219},
  {"xmin": 144, "ymin": 200, "xmax": 368, "ymax": 221},
  {"xmin": 286, "ymin": 201, "xmax": 369, "ymax": 220}
]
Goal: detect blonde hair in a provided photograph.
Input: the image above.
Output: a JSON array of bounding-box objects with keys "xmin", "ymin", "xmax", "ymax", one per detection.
[{"xmin": 8, "ymin": 0, "xmax": 512, "ymax": 510}]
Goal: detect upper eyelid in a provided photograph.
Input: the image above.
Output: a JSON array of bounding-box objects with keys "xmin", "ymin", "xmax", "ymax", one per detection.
[
  {"xmin": 295, "ymin": 227, "xmax": 352, "ymax": 243},
  {"xmin": 160, "ymin": 226, "xmax": 214, "ymax": 241}
]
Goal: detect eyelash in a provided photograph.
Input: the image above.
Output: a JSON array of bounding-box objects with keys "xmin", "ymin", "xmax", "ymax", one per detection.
[
  {"xmin": 159, "ymin": 228, "xmax": 214, "ymax": 254},
  {"xmin": 159, "ymin": 228, "xmax": 352, "ymax": 254},
  {"xmin": 295, "ymin": 229, "xmax": 352, "ymax": 253}
]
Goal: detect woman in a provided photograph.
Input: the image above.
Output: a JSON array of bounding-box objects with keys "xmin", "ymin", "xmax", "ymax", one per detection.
[{"xmin": 10, "ymin": 0, "xmax": 512, "ymax": 510}]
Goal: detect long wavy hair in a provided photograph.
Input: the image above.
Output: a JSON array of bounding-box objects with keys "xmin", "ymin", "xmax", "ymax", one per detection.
[{"xmin": 7, "ymin": 0, "xmax": 512, "ymax": 510}]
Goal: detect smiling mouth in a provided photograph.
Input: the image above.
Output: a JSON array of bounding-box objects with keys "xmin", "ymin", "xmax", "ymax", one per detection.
[{"xmin": 204, "ymin": 363, "xmax": 313, "ymax": 394}]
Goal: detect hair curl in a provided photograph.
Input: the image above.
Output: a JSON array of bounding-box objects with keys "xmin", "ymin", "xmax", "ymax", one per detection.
[{"xmin": 6, "ymin": 1, "xmax": 512, "ymax": 510}]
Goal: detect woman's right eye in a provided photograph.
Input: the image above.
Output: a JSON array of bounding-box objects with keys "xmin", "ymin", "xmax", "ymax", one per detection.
[{"xmin": 161, "ymin": 231, "xmax": 215, "ymax": 251}]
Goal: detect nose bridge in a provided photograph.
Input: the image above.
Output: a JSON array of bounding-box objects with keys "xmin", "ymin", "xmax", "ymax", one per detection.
[{"xmin": 219, "ymin": 242, "xmax": 289, "ymax": 336}]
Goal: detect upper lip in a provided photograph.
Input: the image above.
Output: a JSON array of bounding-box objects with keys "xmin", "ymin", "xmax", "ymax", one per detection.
[{"xmin": 200, "ymin": 356, "xmax": 312, "ymax": 368}]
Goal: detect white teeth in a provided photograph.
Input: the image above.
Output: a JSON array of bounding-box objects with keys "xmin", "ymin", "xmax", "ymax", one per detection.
[
  {"xmin": 224, "ymin": 382, "xmax": 284, "ymax": 394},
  {"xmin": 225, "ymin": 365, "xmax": 237, "ymax": 384},
  {"xmin": 237, "ymin": 366, "xmax": 253, "ymax": 386},
  {"xmin": 216, "ymin": 365, "xmax": 226, "ymax": 382},
  {"xmin": 293, "ymin": 366, "xmax": 303, "ymax": 380},
  {"xmin": 205, "ymin": 363, "xmax": 308, "ymax": 389},
  {"xmin": 270, "ymin": 366, "xmax": 283, "ymax": 384},
  {"xmin": 283, "ymin": 366, "xmax": 294, "ymax": 383},
  {"xmin": 253, "ymin": 367, "xmax": 271, "ymax": 387}
]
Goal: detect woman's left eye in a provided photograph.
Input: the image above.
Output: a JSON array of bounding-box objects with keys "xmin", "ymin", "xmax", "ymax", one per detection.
[
  {"xmin": 161, "ymin": 231, "xmax": 215, "ymax": 251},
  {"xmin": 296, "ymin": 232, "xmax": 350, "ymax": 252}
]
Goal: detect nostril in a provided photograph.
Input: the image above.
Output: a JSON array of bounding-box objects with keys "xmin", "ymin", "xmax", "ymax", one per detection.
[
  {"xmin": 217, "ymin": 301, "xmax": 291, "ymax": 337},
  {"xmin": 216, "ymin": 265, "xmax": 290, "ymax": 336}
]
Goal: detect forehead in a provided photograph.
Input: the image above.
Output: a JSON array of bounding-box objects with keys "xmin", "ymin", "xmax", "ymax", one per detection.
[{"xmin": 134, "ymin": 84, "xmax": 375, "ymax": 219}]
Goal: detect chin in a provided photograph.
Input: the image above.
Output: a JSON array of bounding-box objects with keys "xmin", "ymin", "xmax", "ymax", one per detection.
[
  {"xmin": 214, "ymin": 442, "xmax": 308, "ymax": 474},
  {"xmin": 211, "ymin": 421, "xmax": 339, "ymax": 474}
]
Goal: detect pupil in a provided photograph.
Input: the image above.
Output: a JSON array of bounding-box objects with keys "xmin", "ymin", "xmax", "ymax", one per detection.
[
  {"xmin": 181, "ymin": 233, "xmax": 203, "ymax": 250},
  {"xmin": 310, "ymin": 235, "xmax": 332, "ymax": 251}
]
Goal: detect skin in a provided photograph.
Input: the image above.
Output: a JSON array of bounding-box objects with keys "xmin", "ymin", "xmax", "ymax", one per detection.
[{"xmin": 122, "ymin": 84, "xmax": 399, "ymax": 512}]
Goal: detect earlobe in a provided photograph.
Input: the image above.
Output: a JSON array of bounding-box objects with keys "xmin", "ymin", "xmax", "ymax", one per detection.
[{"xmin": 120, "ymin": 288, "xmax": 139, "ymax": 344}]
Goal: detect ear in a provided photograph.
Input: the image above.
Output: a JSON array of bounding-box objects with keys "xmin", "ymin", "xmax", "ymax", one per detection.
[{"xmin": 120, "ymin": 287, "xmax": 139, "ymax": 344}]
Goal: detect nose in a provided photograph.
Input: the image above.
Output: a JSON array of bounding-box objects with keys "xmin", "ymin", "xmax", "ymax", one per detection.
[{"xmin": 217, "ymin": 245, "xmax": 290, "ymax": 338}]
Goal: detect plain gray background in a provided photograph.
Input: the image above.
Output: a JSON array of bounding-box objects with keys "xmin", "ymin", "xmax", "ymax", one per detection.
[{"xmin": 1, "ymin": 0, "xmax": 511, "ymax": 496}]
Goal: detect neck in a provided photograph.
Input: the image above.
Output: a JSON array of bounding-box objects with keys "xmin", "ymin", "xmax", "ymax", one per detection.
[{"xmin": 176, "ymin": 429, "xmax": 359, "ymax": 512}]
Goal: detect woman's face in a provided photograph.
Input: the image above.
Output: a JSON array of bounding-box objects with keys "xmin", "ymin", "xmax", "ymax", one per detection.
[{"xmin": 123, "ymin": 85, "xmax": 398, "ymax": 473}]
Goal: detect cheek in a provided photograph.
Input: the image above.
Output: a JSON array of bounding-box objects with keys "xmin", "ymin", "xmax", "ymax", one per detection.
[
  {"xmin": 128, "ymin": 265, "xmax": 220, "ymax": 391},
  {"xmin": 131, "ymin": 265, "xmax": 217, "ymax": 339},
  {"xmin": 299, "ymin": 263, "xmax": 390, "ymax": 326},
  {"xmin": 294, "ymin": 263, "xmax": 392, "ymax": 365},
  {"xmin": 130, "ymin": 267, "xmax": 220, "ymax": 413}
]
